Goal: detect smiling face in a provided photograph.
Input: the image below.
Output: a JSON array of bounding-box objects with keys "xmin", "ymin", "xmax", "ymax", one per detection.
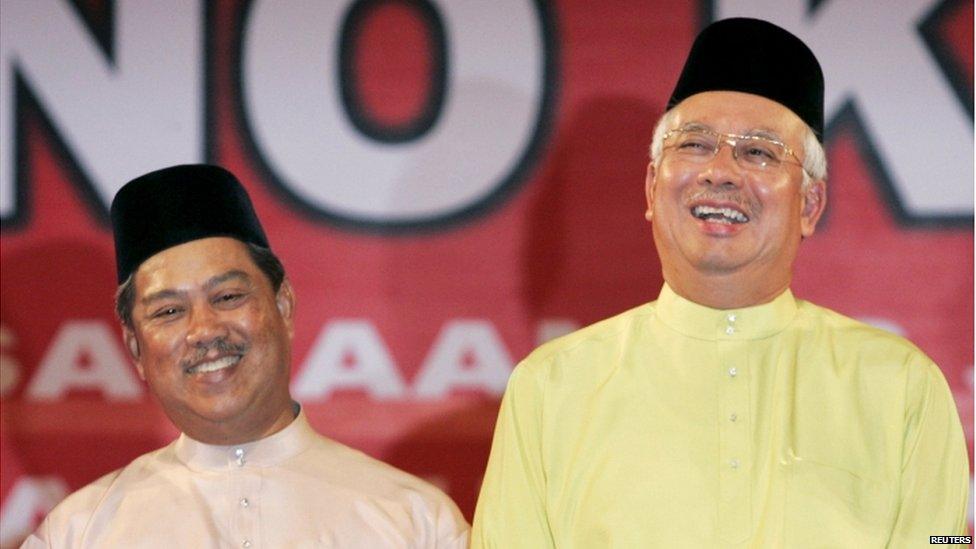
[
  {"xmin": 124, "ymin": 237, "xmax": 296, "ymax": 445},
  {"xmin": 645, "ymin": 91, "xmax": 826, "ymax": 308}
]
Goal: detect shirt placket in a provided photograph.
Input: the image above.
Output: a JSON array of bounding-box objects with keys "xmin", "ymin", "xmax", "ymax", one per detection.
[
  {"xmin": 230, "ymin": 447, "xmax": 261, "ymax": 548},
  {"xmin": 717, "ymin": 312, "xmax": 751, "ymax": 542}
]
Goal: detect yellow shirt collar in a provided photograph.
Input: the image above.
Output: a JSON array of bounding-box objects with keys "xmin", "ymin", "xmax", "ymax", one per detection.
[{"xmin": 654, "ymin": 283, "xmax": 798, "ymax": 341}]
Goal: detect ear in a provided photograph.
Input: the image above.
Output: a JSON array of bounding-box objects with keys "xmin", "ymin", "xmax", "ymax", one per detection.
[
  {"xmin": 644, "ymin": 162, "xmax": 656, "ymax": 222},
  {"xmin": 122, "ymin": 327, "xmax": 145, "ymax": 380},
  {"xmin": 800, "ymin": 179, "xmax": 827, "ymax": 238},
  {"xmin": 276, "ymin": 279, "xmax": 296, "ymax": 338}
]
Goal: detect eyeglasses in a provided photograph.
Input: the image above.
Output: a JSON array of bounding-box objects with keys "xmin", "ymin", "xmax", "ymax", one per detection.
[{"xmin": 662, "ymin": 128, "xmax": 807, "ymax": 174}]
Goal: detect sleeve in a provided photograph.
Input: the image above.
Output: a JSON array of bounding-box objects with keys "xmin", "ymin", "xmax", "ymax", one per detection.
[
  {"xmin": 18, "ymin": 532, "xmax": 49, "ymax": 549},
  {"xmin": 437, "ymin": 529, "xmax": 470, "ymax": 549},
  {"xmin": 18, "ymin": 515, "xmax": 53, "ymax": 549},
  {"xmin": 887, "ymin": 359, "xmax": 970, "ymax": 548},
  {"xmin": 471, "ymin": 363, "xmax": 554, "ymax": 549},
  {"xmin": 431, "ymin": 488, "xmax": 470, "ymax": 549}
]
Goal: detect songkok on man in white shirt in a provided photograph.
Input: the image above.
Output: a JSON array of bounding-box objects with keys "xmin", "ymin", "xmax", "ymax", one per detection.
[{"xmin": 23, "ymin": 165, "xmax": 469, "ymax": 548}]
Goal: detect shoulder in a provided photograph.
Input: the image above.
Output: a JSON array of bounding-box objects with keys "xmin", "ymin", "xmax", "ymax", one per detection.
[
  {"xmin": 44, "ymin": 468, "xmax": 122, "ymax": 521},
  {"xmin": 32, "ymin": 446, "xmax": 169, "ymax": 545},
  {"xmin": 793, "ymin": 299, "xmax": 950, "ymax": 395},
  {"xmin": 309, "ymin": 434, "xmax": 445, "ymax": 496},
  {"xmin": 519, "ymin": 303, "xmax": 654, "ymax": 373},
  {"xmin": 304, "ymin": 433, "xmax": 469, "ymax": 534},
  {"xmin": 795, "ymin": 300, "xmax": 932, "ymax": 362}
]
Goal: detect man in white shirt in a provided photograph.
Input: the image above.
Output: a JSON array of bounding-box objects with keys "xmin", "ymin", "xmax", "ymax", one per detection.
[{"xmin": 24, "ymin": 164, "xmax": 469, "ymax": 548}]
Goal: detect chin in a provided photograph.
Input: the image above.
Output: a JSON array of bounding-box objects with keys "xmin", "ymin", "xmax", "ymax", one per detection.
[
  {"xmin": 181, "ymin": 396, "xmax": 252, "ymax": 425},
  {"xmin": 690, "ymin": 251, "xmax": 751, "ymax": 273}
]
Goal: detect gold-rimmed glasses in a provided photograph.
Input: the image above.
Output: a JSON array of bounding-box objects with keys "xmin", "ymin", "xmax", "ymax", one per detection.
[{"xmin": 662, "ymin": 127, "xmax": 807, "ymax": 175}]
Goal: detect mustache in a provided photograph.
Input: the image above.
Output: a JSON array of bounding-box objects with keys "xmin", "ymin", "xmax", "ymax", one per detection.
[
  {"xmin": 180, "ymin": 338, "xmax": 250, "ymax": 370},
  {"xmin": 684, "ymin": 189, "xmax": 759, "ymax": 215}
]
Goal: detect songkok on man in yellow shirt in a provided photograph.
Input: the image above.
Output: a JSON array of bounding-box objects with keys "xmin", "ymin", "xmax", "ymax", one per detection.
[{"xmin": 471, "ymin": 18, "xmax": 969, "ymax": 548}]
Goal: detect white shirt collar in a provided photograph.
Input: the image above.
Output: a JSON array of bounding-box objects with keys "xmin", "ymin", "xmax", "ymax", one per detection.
[{"xmin": 173, "ymin": 408, "xmax": 315, "ymax": 471}]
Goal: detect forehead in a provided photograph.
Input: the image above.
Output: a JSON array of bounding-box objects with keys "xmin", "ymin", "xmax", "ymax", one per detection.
[
  {"xmin": 670, "ymin": 91, "xmax": 806, "ymax": 139},
  {"xmin": 134, "ymin": 237, "xmax": 262, "ymax": 295}
]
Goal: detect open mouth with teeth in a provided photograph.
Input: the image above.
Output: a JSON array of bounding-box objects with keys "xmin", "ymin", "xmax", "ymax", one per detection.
[
  {"xmin": 691, "ymin": 205, "xmax": 749, "ymax": 224},
  {"xmin": 185, "ymin": 355, "xmax": 242, "ymax": 375}
]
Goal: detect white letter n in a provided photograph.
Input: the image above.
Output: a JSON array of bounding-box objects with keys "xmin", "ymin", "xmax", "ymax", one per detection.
[{"xmin": 0, "ymin": 0, "xmax": 203, "ymax": 221}]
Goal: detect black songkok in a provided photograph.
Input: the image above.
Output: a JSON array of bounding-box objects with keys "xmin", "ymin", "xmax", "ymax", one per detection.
[
  {"xmin": 111, "ymin": 164, "xmax": 270, "ymax": 283},
  {"xmin": 667, "ymin": 17, "xmax": 825, "ymax": 141}
]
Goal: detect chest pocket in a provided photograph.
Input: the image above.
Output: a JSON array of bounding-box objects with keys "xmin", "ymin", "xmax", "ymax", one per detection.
[{"xmin": 783, "ymin": 460, "xmax": 891, "ymax": 548}]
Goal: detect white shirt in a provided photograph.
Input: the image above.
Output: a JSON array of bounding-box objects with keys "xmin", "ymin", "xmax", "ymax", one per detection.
[{"xmin": 24, "ymin": 411, "xmax": 470, "ymax": 548}]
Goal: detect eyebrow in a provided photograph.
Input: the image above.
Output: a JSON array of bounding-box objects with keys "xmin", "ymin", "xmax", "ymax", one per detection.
[
  {"xmin": 140, "ymin": 270, "xmax": 253, "ymax": 305},
  {"xmin": 678, "ymin": 122, "xmax": 711, "ymax": 132},
  {"xmin": 747, "ymin": 129, "xmax": 785, "ymax": 142},
  {"xmin": 203, "ymin": 270, "xmax": 252, "ymax": 292}
]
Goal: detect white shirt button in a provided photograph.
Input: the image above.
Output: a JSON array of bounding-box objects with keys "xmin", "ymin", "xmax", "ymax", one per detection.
[
  {"xmin": 725, "ymin": 326, "xmax": 735, "ymax": 335},
  {"xmin": 234, "ymin": 448, "xmax": 245, "ymax": 467},
  {"xmin": 730, "ymin": 458, "xmax": 740, "ymax": 469},
  {"xmin": 239, "ymin": 497, "xmax": 249, "ymax": 508},
  {"xmin": 727, "ymin": 313, "xmax": 737, "ymax": 323},
  {"xmin": 728, "ymin": 367, "xmax": 737, "ymax": 378},
  {"xmin": 242, "ymin": 540, "xmax": 252, "ymax": 548},
  {"xmin": 729, "ymin": 413, "xmax": 737, "ymax": 422}
]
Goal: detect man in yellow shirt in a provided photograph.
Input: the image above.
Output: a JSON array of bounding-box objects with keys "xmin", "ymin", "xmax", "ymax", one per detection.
[{"xmin": 472, "ymin": 18, "xmax": 969, "ymax": 548}]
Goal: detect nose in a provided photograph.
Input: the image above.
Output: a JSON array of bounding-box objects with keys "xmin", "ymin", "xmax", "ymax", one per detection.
[
  {"xmin": 699, "ymin": 141, "xmax": 743, "ymax": 188},
  {"xmin": 185, "ymin": 304, "xmax": 229, "ymax": 349}
]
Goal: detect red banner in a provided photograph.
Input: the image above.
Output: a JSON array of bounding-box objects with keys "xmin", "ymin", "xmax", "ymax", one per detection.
[{"xmin": 1, "ymin": 1, "xmax": 972, "ymax": 544}]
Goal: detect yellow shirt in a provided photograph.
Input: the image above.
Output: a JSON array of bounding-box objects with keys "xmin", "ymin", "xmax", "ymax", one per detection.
[
  {"xmin": 472, "ymin": 285, "xmax": 968, "ymax": 548},
  {"xmin": 25, "ymin": 411, "xmax": 469, "ymax": 548}
]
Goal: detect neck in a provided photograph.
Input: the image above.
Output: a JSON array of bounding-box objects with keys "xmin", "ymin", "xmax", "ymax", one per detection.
[
  {"xmin": 180, "ymin": 402, "xmax": 298, "ymax": 446},
  {"xmin": 662, "ymin": 265, "xmax": 791, "ymax": 309}
]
